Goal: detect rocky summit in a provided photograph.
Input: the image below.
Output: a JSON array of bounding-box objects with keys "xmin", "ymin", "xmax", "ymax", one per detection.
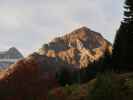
[
  {"xmin": 37, "ymin": 26, "xmax": 112, "ymax": 68},
  {"xmin": 0, "ymin": 47, "xmax": 23, "ymax": 69}
]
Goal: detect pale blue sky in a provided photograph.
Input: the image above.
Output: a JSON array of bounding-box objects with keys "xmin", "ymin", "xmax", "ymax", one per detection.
[{"xmin": 0, "ymin": 0, "xmax": 124, "ymax": 56}]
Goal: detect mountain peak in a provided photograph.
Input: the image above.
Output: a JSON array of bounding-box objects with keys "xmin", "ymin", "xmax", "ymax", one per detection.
[
  {"xmin": 37, "ymin": 26, "xmax": 112, "ymax": 68},
  {"xmin": 8, "ymin": 47, "xmax": 18, "ymax": 52},
  {"xmin": 73, "ymin": 26, "xmax": 90, "ymax": 32},
  {"xmin": 7, "ymin": 47, "xmax": 23, "ymax": 59},
  {"xmin": 68, "ymin": 26, "xmax": 90, "ymax": 37},
  {"xmin": 0, "ymin": 47, "xmax": 23, "ymax": 69},
  {"xmin": 0, "ymin": 47, "xmax": 23, "ymax": 58}
]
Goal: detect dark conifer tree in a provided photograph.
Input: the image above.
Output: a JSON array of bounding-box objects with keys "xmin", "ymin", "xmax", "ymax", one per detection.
[{"xmin": 112, "ymin": 0, "xmax": 133, "ymax": 68}]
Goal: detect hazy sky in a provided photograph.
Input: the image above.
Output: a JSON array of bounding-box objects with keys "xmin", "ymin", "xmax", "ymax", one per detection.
[{"xmin": 0, "ymin": 0, "xmax": 124, "ymax": 56}]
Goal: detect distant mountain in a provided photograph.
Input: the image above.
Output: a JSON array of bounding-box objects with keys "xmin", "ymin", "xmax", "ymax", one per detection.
[
  {"xmin": 37, "ymin": 26, "xmax": 112, "ymax": 68},
  {"xmin": 0, "ymin": 27, "xmax": 112, "ymax": 99},
  {"xmin": 0, "ymin": 47, "xmax": 23, "ymax": 69}
]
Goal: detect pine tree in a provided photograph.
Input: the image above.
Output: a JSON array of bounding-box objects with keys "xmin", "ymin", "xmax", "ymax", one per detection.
[{"xmin": 112, "ymin": 0, "xmax": 133, "ymax": 68}]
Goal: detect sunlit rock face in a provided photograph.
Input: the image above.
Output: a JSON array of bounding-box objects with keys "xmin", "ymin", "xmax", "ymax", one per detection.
[
  {"xmin": 0, "ymin": 47, "xmax": 23, "ymax": 69},
  {"xmin": 38, "ymin": 26, "xmax": 112, "ymax": 68}
]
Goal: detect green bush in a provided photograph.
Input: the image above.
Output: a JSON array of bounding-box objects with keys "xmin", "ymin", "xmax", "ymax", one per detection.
[
  {"xmin": 63, "ymin": 84, "xmax": 80, "ymax": 95},
  {"xmin": 89, "ymin": 72, "xmax": 114, "ymax": 100}
]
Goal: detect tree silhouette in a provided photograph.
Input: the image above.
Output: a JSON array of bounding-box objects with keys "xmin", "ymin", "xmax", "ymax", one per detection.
[{"xmin": 112, "ymin": 0, "xmax": 133, "ymax": 69}]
